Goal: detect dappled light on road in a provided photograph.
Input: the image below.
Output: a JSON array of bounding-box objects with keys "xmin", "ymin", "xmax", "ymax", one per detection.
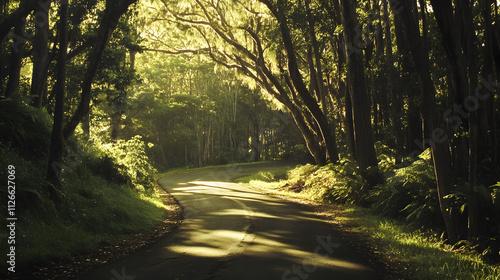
[{"xmin": 78, "ymin": 164, "xmax": 379, "ymax": 280}]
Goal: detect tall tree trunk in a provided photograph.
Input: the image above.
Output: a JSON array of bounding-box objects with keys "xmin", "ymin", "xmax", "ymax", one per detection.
[
  {"xmin": 46, "ymin": 0, "xmax": 68, "ymax": 191},
  {"xmin": 394, "ymin": 0, "xmax": 458, "ymax": 243},
  {"xmin": 429, "ymin": 0, "xmax": 479, "ymax": 240},
  {"xmin": 31, "ymin": 0, "xmax": 52, "ymax": 107},
  {"xmin": 305, "ymin": 0, "xmax": 328, "ymax": 116},
  {"xmin": 340, "ymin": 0, "xmax": 378, "ymax": 170},
  {"xmin": 63, "ymin": 0, "xmax": 137, "ymax": 140},
  {"xmin": 384, "ymin": 0, "xmax": 404, "ymax": 163},
  {"xmin": 393, "ymin": 4, "xmax": 422, "ymax": 156},
  {"xmin": 261, "ymin": 0, "xmax": 339, "ymax": 164},
  {"xmin": 4, "ymin": 18, "xmax": 25, "ymax": 98},
  {"xmin": 262, "ymin": 66, "xmax": 327, "ymax": 165},
  {"xmin": 344, "ymin": 84, "xmax": 356, "ymax": 158}
]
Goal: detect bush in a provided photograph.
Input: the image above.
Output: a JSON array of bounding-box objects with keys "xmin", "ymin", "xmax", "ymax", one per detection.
[
  {"xmin": 95, "ymin": 135, "xmax": 157, "ymax": 190},
  {"xmin": 368, "ymin": 149, "xmax": 442, "ymax": 229},
  {"xmin": 0, "ymin": 99, "xmax": 164, "ymax": 265},
  {"xmin": 284, "ymin": 162, "xmax": 366, "ymax": 204}
]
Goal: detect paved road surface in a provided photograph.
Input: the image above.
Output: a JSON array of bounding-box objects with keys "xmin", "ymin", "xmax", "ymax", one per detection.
[{"xmin": 77, "ymin": 162, "xmax": 381, "ymax": 280}]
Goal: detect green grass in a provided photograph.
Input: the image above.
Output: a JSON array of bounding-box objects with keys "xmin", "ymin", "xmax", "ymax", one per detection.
[
  {"xmin": 0, "ymin": 148, "xmax": 167, "ymax": 266},
  {"xmin": 341, "ymin": 207, "xmax": 500, "ymax": 280},
  {"xmin": 0, "ymin": 99, "xmax": 168, "ymax": 268},
  {"xmin": 239, "ymin": 166, "xmax": 500, "ymax": 280}
]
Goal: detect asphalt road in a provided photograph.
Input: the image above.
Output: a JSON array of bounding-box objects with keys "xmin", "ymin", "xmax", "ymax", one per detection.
[{"xmin": 77, "ymin": 162, "xmax": 381, "ymax": 280}]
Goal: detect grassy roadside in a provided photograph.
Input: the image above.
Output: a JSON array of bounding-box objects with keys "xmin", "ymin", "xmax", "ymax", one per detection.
[
  {"xmin": 0, "ymin": 100, "xmax": 177, "ymax": 278},
  {"xmin": 236, "ymin": 166, "xmax": 500, "ymax": 280},
  {"xmin": 0, "ymin": 150, "xmax": 168, "ymax": 265},
  {"xmin": 0, "ymin": 143, "xmax": 180, "ymax": 280}
]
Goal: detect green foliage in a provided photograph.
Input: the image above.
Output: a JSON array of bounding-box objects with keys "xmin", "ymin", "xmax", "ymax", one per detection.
[
  {"xmin": 0, "ymin": 98, "xmax": 52, "ymax": 158},
  {"xmin": 10, "ymin": 166, "xmax": 165, "ymax": 265},
  {"xmin": 279, "ymin": 162, "xmax": 366, "ymax": 204},
  {"xmin": 369, "ymin": 149, "xmax": 441, "ymax": 229},
  {"xmin": 94, "ymin": 135, "xmax": 157, "ymax": 190},
  {"xmin": 375, "ymin": 141, "xmax": 397, "ymax": 173},
  {"xmin": 0, "ymin": 144, "xmax": 55, "ymax": 221},
  {"xmin": 242, "ymin": 163, "xmax": 500, "ymax": 280},
  {"xmin": 0, "ymin": 98, "xmax": 164, "ymax": 266},
  {"xmin": 339, "ymin": 207, "xmax": 500, "ymax": 280}
]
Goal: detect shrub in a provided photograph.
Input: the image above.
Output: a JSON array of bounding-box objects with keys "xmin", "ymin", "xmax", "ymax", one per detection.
[
  {"xmin": 320, "ymin": 160, "xmax": 365, "ymax": 204},
  {"xmin": 95, "ymin": 135, "xmax": 157, "ymax": 190},
  {"xmin": 284, "ymin": 161, "xmax": 366, "ymax": 204},
  {"xmin": 368, "ymin": 149, "xmax": 442, "ymax": 229}
]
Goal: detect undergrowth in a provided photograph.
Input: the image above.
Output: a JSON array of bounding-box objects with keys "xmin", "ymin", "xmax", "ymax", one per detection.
[
  {"xmin": 0, "ymin": 99, "xmax": 166, "ymax": 266},
  {"xmin": 237, "ymin": 148, "xmax": 500, "ymax": 280}
]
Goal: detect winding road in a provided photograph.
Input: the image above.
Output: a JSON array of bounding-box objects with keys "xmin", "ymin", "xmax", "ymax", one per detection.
[{"xmin": 77, "ymin": 162, "xmax": 380, "ymax": 280}]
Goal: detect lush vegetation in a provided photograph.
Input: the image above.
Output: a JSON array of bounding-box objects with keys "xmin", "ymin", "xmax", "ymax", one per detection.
[
  {"xmin": 237, "ymin": 154, "xmax": 500, "ymax": 279},
  {"xmin": 0, "ymin": 98, "xmax": 166, "ymax": 266},
  {"xmin": 1, "ymin": 0, "xmax": 500, "ymax": 276}
]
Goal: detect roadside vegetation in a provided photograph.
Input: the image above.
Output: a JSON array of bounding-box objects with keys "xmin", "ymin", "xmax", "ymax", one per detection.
[
  {"xmin": 237, "ymin": 148, "xmax": 500, "ymax": 280},
  {"xmin": 0, "ymin": 99, "xmax": 166, "ymax": 267}
]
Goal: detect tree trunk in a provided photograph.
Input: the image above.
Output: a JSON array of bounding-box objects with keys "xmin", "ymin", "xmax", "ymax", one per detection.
[
  {"xmin": 305, "ymin": 0, "xmax": 328, "ymax": 116},
  {"xmin": 429, "ymin": 0, "xmax": 479, "ymax": 240},
  {"xmin": 31, "ymin": 0, "xmax": 52, "ymax": 107},
  {"xmin": 4, "ymin": 18, "xmax": 25, "ymax": 98},
  {"xmin": 393, "ymin": 2, "xmax": 422, "ymax": 156},
  {"xmin": 384, "ymin": 0, "xmax": 404, "ymax": 163},
  {"xmin": 46, "ymin": 0, "xmax": 68, "ymax": 191},
  {"xmin": 340, "ymin": 0, "xmax": 378, "ymax": 170},
  {"xmin": 261, "ymin": 66, "xmax": 327, "ymax": 165},
  {"xmin": 262, "ymin": 0, "xmax": 339, "ymax": 164},
  {"xmin": 394, "ymin": 0, "xmax": 458, "ymax": 243},
  {"xmin": 344, "ymin": 84, "xmax": 356, "ymax": 158}
]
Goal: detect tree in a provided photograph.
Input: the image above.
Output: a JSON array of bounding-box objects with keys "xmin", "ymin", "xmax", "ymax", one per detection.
[
  {"xmin": 393, "ymin": 0, "xmax": 458, "ymax": 243},
  {"xmin": 63, "ymin": 0, "xmax": 138, "ymax": 140},
  {"xmin": 260, "ymin": 0, "xmax": 340, "ymax": 164},
  {"xmin": 31, "ymin": 0, "xmax": 52, "ymax": 108},
  {"xmin": 46, "ymin": 0, "xmax": 68, "ymax": 189},
  {"xmin": 339, "ymin": 0, "xmax": 378, "ymax": 170},
  {"xmin": 46, "ymin": 0, "xmax": 138, "ymax": 187}
]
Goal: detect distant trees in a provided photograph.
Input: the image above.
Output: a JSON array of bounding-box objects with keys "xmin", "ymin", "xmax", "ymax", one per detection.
[{"xmin": 122, "ymin": 54, "xmax": 305, "ymax": 169}]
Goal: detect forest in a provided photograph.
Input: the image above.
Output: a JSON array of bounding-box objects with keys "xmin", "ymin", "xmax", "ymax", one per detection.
[{"xmin": 0, "ymin": 0, "xmax": 499, "ymax": 279}]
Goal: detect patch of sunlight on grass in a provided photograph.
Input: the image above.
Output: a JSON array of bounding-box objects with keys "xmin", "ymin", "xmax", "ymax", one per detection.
[
  {"xmin": 342, "ymin": 206, "xmax": 500, "ymax": 280},
  {"xmin": 139, "ymin": 191, "xmax": 168, "ymax": 210},
  {"xmin": 235, "ymin": 165, "xmax": 290, "ymax": 184}
]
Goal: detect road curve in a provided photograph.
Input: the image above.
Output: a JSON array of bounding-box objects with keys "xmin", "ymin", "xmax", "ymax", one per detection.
[{"xmin": 77, "ymin": 162, "xmax": 381, "ymax": 280}]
